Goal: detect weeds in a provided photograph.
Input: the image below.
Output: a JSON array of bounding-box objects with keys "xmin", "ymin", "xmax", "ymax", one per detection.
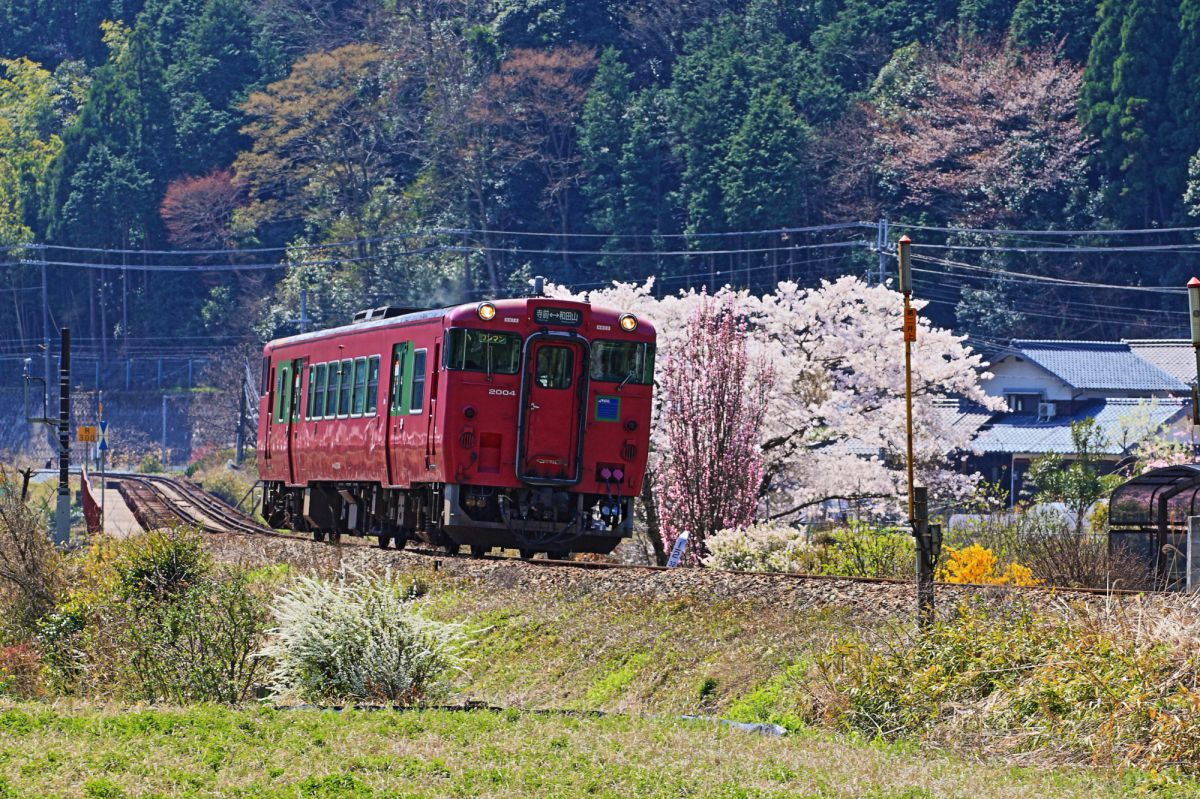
[{"xmin": 809, "ymin": 597, "xmax": 1200, "ymax": 773}]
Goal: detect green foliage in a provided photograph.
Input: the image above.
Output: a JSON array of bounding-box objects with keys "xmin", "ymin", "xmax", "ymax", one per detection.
[
  {"xmin": 1008, "ymin": 0, "xmax": 1100, "ymax": 62},
  {"xmin": 41, "ymin": 526, "xmax": 269, "ymax": 702},
  {"xmin": 44, "ymin": 23, "xmax": 176, "ymax": 247},
  {"xmin": 164, "ymin": 0, "xmax": 263, "ymax": 173},
  {"xmin": 1024, "ymin": 418, "xmax": 1122, "ymax": 534},
  {"xmin": 705, "ymin": 521, "xmax": 915, "ymax": 579},
  {"xmin": 818, "ymin": 523, "xmax": 916, "ymax": 579},
  {"xmin": 110, "ymin": 525, "xmax": 211, "ymax": 599},
  {"xmin": 719, "ymin": 85, "xmax": 810, "ymax": 230},
  {"xmin": 1080, "ymin": 0, "xmax": 1182, "ymax": 226},
  {"xmin": 811, "ymin": 599, "xmax": 1200, "ymax": 772}
]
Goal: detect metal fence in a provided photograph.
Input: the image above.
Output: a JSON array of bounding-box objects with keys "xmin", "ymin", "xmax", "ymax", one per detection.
[{"xmin": 0, "ymin": 355, "xmax": 212, "ymax": 392}]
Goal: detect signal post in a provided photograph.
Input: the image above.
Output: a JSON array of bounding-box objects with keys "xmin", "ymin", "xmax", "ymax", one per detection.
[{"xmin": 898, "ymin": 237, "xmax": 939, "ymax": 626}]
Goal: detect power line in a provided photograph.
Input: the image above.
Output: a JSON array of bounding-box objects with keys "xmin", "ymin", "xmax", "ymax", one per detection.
[{"xmin": 910, "ymin": 252, "xmax": 1183, "ymax": 294}]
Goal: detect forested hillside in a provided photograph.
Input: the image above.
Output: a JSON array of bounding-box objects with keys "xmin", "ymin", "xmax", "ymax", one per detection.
[{"xmin": 3, "ymin": 0, "xmax": 1200, "ymax": 349}]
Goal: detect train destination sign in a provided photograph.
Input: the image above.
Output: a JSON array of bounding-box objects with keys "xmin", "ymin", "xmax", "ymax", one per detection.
[{"xmin": 533, "ymin": 307, "xmax": 582, "ymax": 327}]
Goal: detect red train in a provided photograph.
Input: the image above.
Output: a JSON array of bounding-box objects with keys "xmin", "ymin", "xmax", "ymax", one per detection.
[{"xmin": 256, "ymin": 293, "xmax": 656, "ymax": 557}]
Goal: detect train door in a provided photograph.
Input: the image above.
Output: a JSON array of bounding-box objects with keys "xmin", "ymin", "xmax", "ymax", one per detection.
[
  {"xmin": 285, "ymin": 357, "xmax": 305, "ymax": 484},
  {"xmin": 266, "ymin": 360, "xmax": 290, "ymax": 475},
  {"xmin": 518, "ymin": 337, "xmax": 587, "ymax": 484},
  {"xmin": 385, "ymin": 342, "xmax": 409, "ymax": 485}
]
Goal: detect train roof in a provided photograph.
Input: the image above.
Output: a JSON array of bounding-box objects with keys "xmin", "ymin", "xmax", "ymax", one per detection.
[{"xmin": 265, "ymin": 296, "xmax": 654, "ymax": 351}]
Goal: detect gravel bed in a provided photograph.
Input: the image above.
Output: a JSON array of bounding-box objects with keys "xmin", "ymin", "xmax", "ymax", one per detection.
[{"xmin": 201, "ymin": 529, "xmax": 1190, "ymax": 619}]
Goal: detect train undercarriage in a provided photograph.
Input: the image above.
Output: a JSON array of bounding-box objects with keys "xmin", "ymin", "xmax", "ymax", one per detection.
[{"xmin": 262, "ymin": 480, "xmax": 634, "ymax": 558}]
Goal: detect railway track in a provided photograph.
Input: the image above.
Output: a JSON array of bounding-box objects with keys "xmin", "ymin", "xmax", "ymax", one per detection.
[
  {"xmin": 114, "ymin": 472, "xmax": 280, "ymax": 538},
  {"xmin": 110, "ymin": 473, "xmax": 1151, "ymax": 599}
]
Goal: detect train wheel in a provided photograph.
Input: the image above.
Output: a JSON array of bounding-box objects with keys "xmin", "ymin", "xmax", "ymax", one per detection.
[
  {"xmin": 518, "ymin": 549, "xmax": 535, "ymax": 560},
  {"xmin": 313, "ymin": 530, "xmax": 326, "ymax": 543},
  {"xmin": 376, "ymin": 533, "xmax": 391, "ymax": 549},
  {"xmin": 546, "ymin": 550, "xmax": 568, "ymax": 561},
  {"xmin": 445, "ymin": 542, "xmax": 461, "ymax": 556},
  {"xmin": 329, "ymin": 531, "xmax": 342, "ymax": 544},
  {"xmin": 394, "ymin": 531, "xmax": 408, "ymax": 550},
  {"xmin": 470, "ymin": 545, "xmax": 489, "ymax": 557}
]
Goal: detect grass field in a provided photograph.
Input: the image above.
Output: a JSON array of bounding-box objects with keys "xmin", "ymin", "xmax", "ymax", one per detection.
[{"xmin": 0, "ymin": 702, "xmax": 1182, "ymax": 799}]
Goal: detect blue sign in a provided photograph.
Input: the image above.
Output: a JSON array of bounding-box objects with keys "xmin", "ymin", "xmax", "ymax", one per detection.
[
  {"xmin": 595, "ymin": 395, "xmax": 621, "ymax": 422},
  {"xmin": 98, "ymin": 420, "xmax": 109, "ymax": 452},
  {"xmin": 666, "ymin": 532, "xmax": 689, "ymax": 567}
]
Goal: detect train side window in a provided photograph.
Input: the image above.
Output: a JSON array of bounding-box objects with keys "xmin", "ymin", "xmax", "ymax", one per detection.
[
  {"xmin": 323, "ymin": 362, "xmax": 338, "ymax": 417},
  {"xmin": 390, "ymin": 344, "xmax": 408, "ymax": 414},
  {"xmin": 366, "ymin": 356, "xmax": 380, "ymax": 415},
  {"xmin": 306, "ymin": 366, "xmax": 316, "ymax": 418},
  {"xmin": 314, "ymin": 363, "xmax": 327, "ymax": 419},
  {"xmin": 410, "ymin": 349, "xmax": 427, "ymax": 413},
  {"xmin": 291, "ymin": 362, "xmax": 303, "ymax": 422},
  {"xmin": 261, "ymin": 357, "xmax": 270, "ymax": 395},
  {"xmin": 352, "ymin": 357, "xmax": 368, "ymax": 415},
  {"xmin": 275, "ymin": 365, "xmax": 290, "ymax": 422},
  {"xmin": 338, "ymin": 359, "xmax": 353, "ymax": 417}
]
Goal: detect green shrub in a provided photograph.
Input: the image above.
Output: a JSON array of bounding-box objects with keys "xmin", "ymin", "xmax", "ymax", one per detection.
[
  {"xmin": 111, "ymin": 525, "xmax": 211, "ymax": 599},
  {"xmin": 809, "ymin": 599, "xmax": 1200, "ymax": 772},
  {"xmin": 138, "ymin": 453, "xmax": 164, "ymax": 474},
  {"xmin": 40, "ymin": 527, "xmax": 268, "ymax": 702},
  {"xmin": 703, "ymin": 521, "xmax": 914, "ymax": 578},
  {"xmin": 200, "ymin": 469, "xmax": 251, "ymax": 508},
  {"xmin": 0, "ymin": 474, "xmax": 64, "ymax": 643},
  {"xmin": 261, "ymin": 573, "xmax": 469, "ymax": 704},
  {"xmin": 818, "ymin": 523, "xmax": 914, "ymax": 579}
]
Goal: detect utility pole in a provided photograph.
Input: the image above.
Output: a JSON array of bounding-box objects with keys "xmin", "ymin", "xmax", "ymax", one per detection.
[
  {"xmin": 898, "ymin": 236, "xmax": 938, "ymax": 626},
  {"xmin": 235, "ymin": 379, "xmax": 247, "ymax": 465},
  {"xmin": 299, "ymin": 289, "xmax": 310, "ymax": 333},
  {"xmin": 877, "ymin": 217, "xmax": 889, "ymax": 285},
  {"xmin": 1188, "ymin": 278, "xmax": 1200, "ymax": 448},
  {"xmin": 55, "ymin": 328, "xmax": 70, "ymax": 546},
  {"xmin": 40, "ymin": 247, "xmax": 50, "ymax": 413}
]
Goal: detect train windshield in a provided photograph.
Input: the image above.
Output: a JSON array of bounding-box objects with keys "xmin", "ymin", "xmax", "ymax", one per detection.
[
  {"xmin": 445, "ymin": 328, "xmax": 522, "ymax": 375},
  {"xmin": 590, "ymin": 341, "xmax": 655, "ymax": 385}
]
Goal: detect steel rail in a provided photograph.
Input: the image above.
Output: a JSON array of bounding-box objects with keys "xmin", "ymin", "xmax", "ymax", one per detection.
[{"xmin": 110, "ymin": 474, "xmax": 1157, "ymax": 599}]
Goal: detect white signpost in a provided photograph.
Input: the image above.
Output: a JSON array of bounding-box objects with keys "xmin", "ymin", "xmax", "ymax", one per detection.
[{"xmin": 667, "ymin": 531, "xmax": 690, "ymax": 568}]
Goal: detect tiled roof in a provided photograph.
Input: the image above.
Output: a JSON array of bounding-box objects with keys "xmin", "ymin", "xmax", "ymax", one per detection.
[
  {"xmin": 972, "ymin": 398, "xmax": 1187, "ymax": 456},
  {"xmin": 1125, "ymin": 339, "xmax": 1197, "ymax": 386},
  {"xmin": 1006, "ymin": 340, "xmax": 1188, "ymax": 392}
]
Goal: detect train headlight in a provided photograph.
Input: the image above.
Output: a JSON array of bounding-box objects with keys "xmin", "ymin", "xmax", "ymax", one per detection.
[
  {"xmin": 477, "ymin": 302, "xmax": 497, "ymax": 321},
  {"xmin": 618, "ymin": 313, "xmax": 638, "ymax": 332}
]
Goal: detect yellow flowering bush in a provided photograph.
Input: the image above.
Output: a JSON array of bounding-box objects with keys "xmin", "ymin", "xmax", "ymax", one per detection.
[{"xmin": 938, "ymin": 544, "xmax": 1039, "ymax": 586}]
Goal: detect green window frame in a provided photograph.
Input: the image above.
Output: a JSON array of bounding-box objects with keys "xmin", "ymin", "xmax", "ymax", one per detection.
[
  {"xmin": 275, "ymin": 365, "xmax": 289, "ymax": 422},
  {"xmin": 390, "ymin": 343, "xmax": 409, "ymax": 414},
  {"xmin": 314, "ymin": 363, "xmax": 328, "ymax": 419},
  {"xmin": 324, "ymin": 361, "xmax": 339, "ymax": 417},
  {"xmin": 338, "ymin": 359, "xmax": 353, "ymax": 417},
  {"xmin": 366, "ymin": 356, "xmax": 380, "ymax": 415},
  {"xmin": 306, "ymin": 366, "xmax": 316, "ymax": 418},
  {"xmin": 352, "ymin": 357, "xmax": 368, "ymax": 416},
  {"xmin": 410, "ymin": 349, "xmax": 427, "ymax": 413},
  {"xmin": 291, "ymin": 361, "xmax": 302, "ymax": 422}
]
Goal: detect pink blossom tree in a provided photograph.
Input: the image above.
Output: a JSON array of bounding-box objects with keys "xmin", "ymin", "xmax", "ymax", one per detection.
[
  {"xmin": 655, "ymin": 296, "xmax": 774, "ymax": 562},
  {"xmin": 550, "ymin": 276, "xmax": 1004, "ymax": 566}
]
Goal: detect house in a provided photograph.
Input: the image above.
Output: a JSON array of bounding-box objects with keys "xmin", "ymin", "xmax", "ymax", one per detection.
[{"xmin": 952, "ymin": 340, "xmax": 1194, "ymax": 503}]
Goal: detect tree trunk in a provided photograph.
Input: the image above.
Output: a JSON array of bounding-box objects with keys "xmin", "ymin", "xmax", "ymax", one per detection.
[{"xmin": 640, "ymin": 477, "xmax": 667, "ymax": 565}]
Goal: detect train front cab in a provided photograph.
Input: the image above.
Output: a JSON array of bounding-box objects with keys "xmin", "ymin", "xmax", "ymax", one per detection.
[{"xmin": 435, "ymin": 300, "xmax": 655, "ymax": 557}]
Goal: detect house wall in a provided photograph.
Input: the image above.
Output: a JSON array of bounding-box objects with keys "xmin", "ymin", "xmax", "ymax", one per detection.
[{"xmin": 982, "ymin": 356, "xmax": 1077, "ymax": 403}]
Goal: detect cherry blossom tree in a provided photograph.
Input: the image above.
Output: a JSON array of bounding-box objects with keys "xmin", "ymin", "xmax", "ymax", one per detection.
[
  {"xmin": 655, "ymin": 295, "xmax": 773, "ymax": 562},
  {"xmin": 550, "ymin": 276, "xmax": 1002, "ymax": 557}
]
